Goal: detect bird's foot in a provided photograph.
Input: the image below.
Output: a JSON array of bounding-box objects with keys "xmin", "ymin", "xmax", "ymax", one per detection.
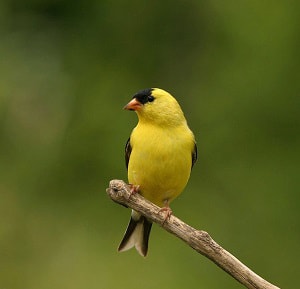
[
  {"xmin": 127, "ymin": 184, "xmax": 140, "ymax": 199},
  {"xmin": 159, "ymin": 205, "xmax": 173, "ymax": 225}
]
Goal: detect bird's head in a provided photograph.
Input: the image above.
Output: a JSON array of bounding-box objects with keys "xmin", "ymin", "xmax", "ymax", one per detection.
[{"xmin": 124, "ymin": 88, "xmax": 186, "ymax": 126}]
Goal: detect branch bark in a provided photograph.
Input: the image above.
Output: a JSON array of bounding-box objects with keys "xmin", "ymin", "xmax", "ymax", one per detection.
[{"xmin": 106, "ymin": 179, "xmax": 280, "ymax": 289}]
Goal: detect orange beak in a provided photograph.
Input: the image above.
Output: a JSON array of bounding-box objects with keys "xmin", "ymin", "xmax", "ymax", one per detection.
[{"xmin": 123, "ymin": 98, "xmax": 142, "ymax": 111}]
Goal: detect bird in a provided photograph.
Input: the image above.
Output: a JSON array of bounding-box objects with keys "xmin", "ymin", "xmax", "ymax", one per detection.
[{"xmin": 118, "ymin": 88, "xmax": 197, "ymax": 257}]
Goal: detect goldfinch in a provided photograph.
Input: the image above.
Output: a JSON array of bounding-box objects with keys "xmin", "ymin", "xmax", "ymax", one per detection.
[{"xmin": 118, "ymin": 88, "xmax": 197, "ymax": 257}]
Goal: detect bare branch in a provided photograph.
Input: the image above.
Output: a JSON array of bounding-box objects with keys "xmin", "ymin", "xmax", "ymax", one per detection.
[{"xmin": 106, "ymin": 179, "xmax": 280, "ymax": 289}]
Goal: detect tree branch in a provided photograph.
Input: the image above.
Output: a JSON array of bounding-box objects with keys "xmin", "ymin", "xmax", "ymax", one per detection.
[{"xmin": 106, "ymin": 179, "xmax": 280, "ymax": 289}]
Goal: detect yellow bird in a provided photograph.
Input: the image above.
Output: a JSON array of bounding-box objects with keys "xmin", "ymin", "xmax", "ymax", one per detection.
[{"xmin": 118, "ymin": 88, "xmax": 197, "ymax": 256}]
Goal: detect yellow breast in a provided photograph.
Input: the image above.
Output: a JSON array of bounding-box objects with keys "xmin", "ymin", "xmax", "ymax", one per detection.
[{"xmin": 128, "ymin": 122, "xmax": 194, "ymax": 207}]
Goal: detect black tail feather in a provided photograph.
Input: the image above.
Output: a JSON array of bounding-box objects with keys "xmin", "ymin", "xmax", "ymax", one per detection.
[
  {"xmin": 141, "ymin": 218, "xmax": 152, "ymax": 256},
  {"xmin": 118, "ymin": 215, "xmax": 152, "ymax": 257}
]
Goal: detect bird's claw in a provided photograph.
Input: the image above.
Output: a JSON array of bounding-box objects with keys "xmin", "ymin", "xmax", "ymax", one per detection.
[
  {"xmin": 127, "ymin": 184, "xmax": 140, "ymax": 199},
  {"xmin": 159, "ymin": 206, "xmax": 173, "ymax": 225}
]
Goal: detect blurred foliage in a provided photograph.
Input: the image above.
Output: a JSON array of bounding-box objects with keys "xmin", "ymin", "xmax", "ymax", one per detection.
[{"xmin": 0, "ymin": 1, "xmax": 299, "ymax": 288}]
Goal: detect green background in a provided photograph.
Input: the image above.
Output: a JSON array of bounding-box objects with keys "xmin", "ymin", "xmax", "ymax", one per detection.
[{"xmin": 0, "ymin": 1, "xmax": 299, "ymax": 288}]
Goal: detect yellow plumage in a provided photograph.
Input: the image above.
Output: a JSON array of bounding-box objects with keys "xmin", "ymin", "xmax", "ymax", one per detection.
[
  {"xmin": 129, "ymin": 118, "xmax": 194, "ymax": 207},
  {"xmin": 118, "ymin": 88, "xmax": 197, "ymax": 256}
]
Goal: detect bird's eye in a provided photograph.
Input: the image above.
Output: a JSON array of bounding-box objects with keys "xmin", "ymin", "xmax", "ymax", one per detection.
[
  {"xmin": 148, "ymin": 95, "xmax": 154, "ymax": 102},
  {"xmin": 133, "ymin": 88, "xmax": 154, "ymax": 105}
]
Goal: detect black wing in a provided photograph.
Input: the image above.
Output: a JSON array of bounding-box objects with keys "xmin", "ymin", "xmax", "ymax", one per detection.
[
  {"xmin": 192, "ymin": 142, "xmax": 197, "ymax": 169},
  {"xmin": 125, "ymin": 137, "xmax": 132, "ymax": 170}
]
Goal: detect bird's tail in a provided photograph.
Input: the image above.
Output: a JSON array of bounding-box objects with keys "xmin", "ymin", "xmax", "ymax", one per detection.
[{"xmin": 118, "ymin": 211, "xmax": 152, "ymax": 257}]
